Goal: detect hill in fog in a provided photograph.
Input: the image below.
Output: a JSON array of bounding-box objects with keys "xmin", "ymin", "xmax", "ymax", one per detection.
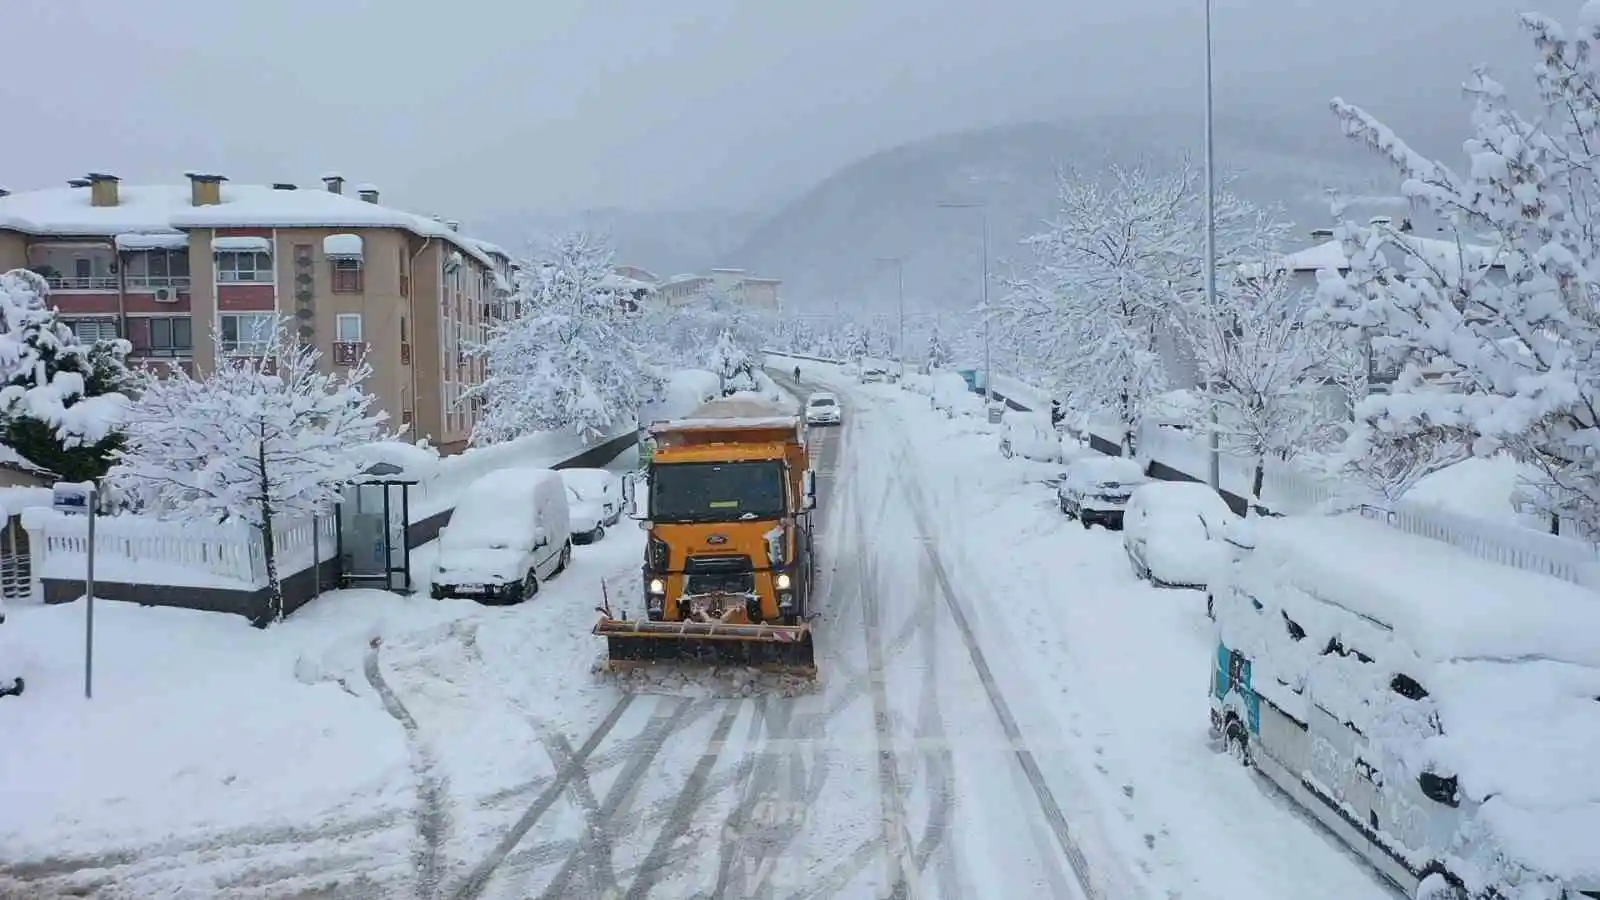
[{"xmin": 721, "ymin": 108, "xmax": 1427, "ymax": 316}]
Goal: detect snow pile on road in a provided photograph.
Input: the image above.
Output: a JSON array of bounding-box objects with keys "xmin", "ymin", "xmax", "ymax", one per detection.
[{"xmin": 1215, "ymin": 512, "xmax": 1600, "ymax": 896}]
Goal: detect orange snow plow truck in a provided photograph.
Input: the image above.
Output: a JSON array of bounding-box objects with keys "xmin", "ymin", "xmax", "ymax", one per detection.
[{"xmin": 595, "ymin": 396, "xmax": 818, "ymax": 675}]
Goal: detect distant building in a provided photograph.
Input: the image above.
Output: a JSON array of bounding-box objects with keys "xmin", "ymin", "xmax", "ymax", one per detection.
[
  {"xmin": 651, "ymin": 267, "xmax": 782, "ymax": 310},
  {"xmin": 0, "ymin": 172, "xmax": 515, "ymax": 453}
]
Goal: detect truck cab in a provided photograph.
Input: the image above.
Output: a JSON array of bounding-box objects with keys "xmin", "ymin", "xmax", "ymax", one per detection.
[{"xmin": 624, "ymin": 398, "xmax": 817, "ymax": 628}]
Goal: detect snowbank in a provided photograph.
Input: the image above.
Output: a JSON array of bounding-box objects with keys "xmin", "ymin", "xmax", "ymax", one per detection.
[
  {"xmin": 1404, "ymin": 456, "xmax": 1548, "ymax": 531},
  {"xmin": 640, "ymin": 368, "xmax": 720, "ymax": 425}
]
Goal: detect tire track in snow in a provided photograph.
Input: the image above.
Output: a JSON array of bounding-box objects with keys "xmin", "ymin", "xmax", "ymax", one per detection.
[
  {"xmin": 910, "ymin": 549, "xmax": 960, "ymax": 898},
  {"xmin": 622, "ymin": 700, "xmax": 744, "ymax": 899},
  {"xmin": 365, "ymin": 636, "xmax": 452, "ymax": 900},
  {"xmin": 535, "ymin": 697, "xmax": 704, "ymax": 900},
  {"xmin": 443, "ymin": 694, "xmax": 634, "ymax": 900},
  {"xmin": 882, "ymin": 403, "xmax": 1136, "ymax": 900}
]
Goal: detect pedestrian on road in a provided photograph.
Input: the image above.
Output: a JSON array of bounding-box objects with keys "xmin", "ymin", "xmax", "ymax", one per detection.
[{"xmin": 793, "ymin": 365, "xmax": 801, "ymax": 382}]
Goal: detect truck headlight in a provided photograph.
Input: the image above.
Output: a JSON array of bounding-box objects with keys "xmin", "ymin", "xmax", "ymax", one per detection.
[
  {"xmin": 648, "ymin": 578, "xmax": 665, "ymax": 595},
  {"xmin": 775, "ymin": 573, "xmax": 792, "ymax": 590}
]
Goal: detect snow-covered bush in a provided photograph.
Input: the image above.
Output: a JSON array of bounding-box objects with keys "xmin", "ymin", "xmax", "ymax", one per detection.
[
  {"xmin": 924, "ymin": 320, "xmax": 954, "ymax": 372},
  {"xmin": 108, "ymin": 318, "xmax": 390, "ymax": 625},
  {"xmin": 1317, "ymin": 7, "xmax": 1600, "ymax": 525},
  {"xmin": 468, "ymin": 232, "xmax": 661, "ymax": 446},
  {"xmin": 708, "ymin": 329, "xmax": 759, "ymax": 395},
  {"xmin": 0, "ymin": 269, "xmax": 138, "ymax": 481},
  {"xmin": 998, "ymin": 161, "xmax": 1286, "ymax": 454},
  {"xmin": 644, "ymin": 281, "xmax": 772, "ymax": 367}
]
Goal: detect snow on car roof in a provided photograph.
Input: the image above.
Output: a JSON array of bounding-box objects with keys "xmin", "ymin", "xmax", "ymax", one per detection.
[
  {"xmin": 1133, "ymin": 480, "xmax": 1230, "ymax": 509},
  {"xmin": 560, "ymin": 468, "xmax": 615, "ymax": 493},
  {"xmin": 1070, "ymin": 456, "xmax": 1146, "ymax": 479},
  {"xmin": 1249, "ymin": 512, "xmax": 1600, "ymax": 667},
  {"xmin": 0, "ymin": 182, "xmax": 497, "ymax": 269}
]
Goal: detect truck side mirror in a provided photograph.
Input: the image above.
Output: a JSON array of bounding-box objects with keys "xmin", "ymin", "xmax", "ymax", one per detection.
[
  {"xmin": 623, "ymin": 472, "xmax": 650, "ymax": 520},
  {"xmin": 801, "ymin": 470, "xmax": 817, "ymax": 511}
]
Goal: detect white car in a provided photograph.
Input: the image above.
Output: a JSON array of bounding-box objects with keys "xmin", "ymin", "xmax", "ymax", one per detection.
[
  {"xmin": 930, "ymin": 372, "xmax": 983, "ymax": 418},
  {"xmin": 1122, "ymin": 481, "xmax": 1238, "ymax": 588},
  {"xmin": 1057, "ymin": 457, "xmax": 1149, "ymax": 529},
  {"xmin": 858, "ymin": 366, "xmax": 888, "ymax": 383},
  {"xmin": 567, "ymin": 485, "xmax": 608, "ymax": 544},
  {"xmin": 432, "ymin": 468, "xmax": 572, "ymax": 603},
  {"xmin": 804, "ymin": 392, "xmax": 842, "ymax": 425},
  {"xmin": 998, "ymin": 411, "xmax": 1064, "ymax": 462},
  {"xmin": 561, "ymin": 468, "xmax": 622, "ymax": 526}
]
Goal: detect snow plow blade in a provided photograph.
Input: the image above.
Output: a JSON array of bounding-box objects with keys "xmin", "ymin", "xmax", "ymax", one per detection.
[{"xmin": 594, "ymin": 618, "xmax": 817, "ymax": 676}]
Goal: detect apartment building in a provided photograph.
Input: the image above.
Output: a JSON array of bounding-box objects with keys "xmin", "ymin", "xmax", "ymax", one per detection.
[{"xmin": 0, "ymin": 172, "xmax": 513, "ymax": 453}]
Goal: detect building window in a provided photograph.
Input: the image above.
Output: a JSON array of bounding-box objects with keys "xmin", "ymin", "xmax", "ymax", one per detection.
[
  {"xmin": 336, "ymin": 314, "xmax": 363, "ymax": 343},
  {"xmin": 220, "ymin": 313, "xmax": 276, "ymax": 355},
  {"xmin": 146, "ymin": 316, "xmax": 193, "ymax": 356},
  {"xmin": 127, "ymin": 250, "xmax": 191, "ymax": 288},
  {"xmin": 216, "ymin": 251, "xmax": 273, "ymax": 283},
  {"xmin": 331, "ymin": 257, "xmax": 363, "ymax": 293},
  {"xmin": 63, "ymin": 318, "xmax": 119, "ymax": 343}
]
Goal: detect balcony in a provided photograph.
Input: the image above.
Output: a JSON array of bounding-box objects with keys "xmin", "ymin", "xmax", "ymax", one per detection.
[
  {"xmin": 332, "ymin": 342, "xmax": 364, "ymax": 366},
  {"xmin": 125, "ymin": 276, "xmax": 193, "ymax": 291},
  {"xmin": 44, "ymin": 274, "xmax": 118, "ymax": 292}
]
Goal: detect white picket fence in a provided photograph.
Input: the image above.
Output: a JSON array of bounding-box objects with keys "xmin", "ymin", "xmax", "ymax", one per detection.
[{"xmin": 23, "ymin": 509, "xmax": 338, "ymax": 591}]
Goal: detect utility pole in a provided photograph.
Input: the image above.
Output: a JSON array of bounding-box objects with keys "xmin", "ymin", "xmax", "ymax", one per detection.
[
  {"xmin": 1203, "ymin": 0, "xmax": 1222, "ymax": 492},
  {"xmin": 874, "ymin": 256, "xmax": 905, "ymax": 378},
  {"xmin": 934, "ymin": 201, "xmax": 992, "ymax": 404}
]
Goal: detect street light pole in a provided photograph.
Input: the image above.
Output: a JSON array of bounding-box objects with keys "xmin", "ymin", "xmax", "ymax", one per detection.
[
  {"xmin": 874, "ymin": 256, "xmax": 905, "ymax": 378},
  {"xmin": 1203, "ymin": 0, "xmax": 1222, "ymax": 492},
  {"xmin": 935, "ymin": 200, "xmax": 993, "ymax": 403}
]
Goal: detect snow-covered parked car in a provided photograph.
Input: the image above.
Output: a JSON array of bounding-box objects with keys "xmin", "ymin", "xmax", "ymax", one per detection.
[
  {"xmin": 858, "ymin": 363, "xmax": 889, "ymax": 383},
  {"xmin": 432, "ymin": 468, "xmax": 572, "ymax": 603},
  {"xmin": 804, "ymin": 392, "xmax": 842, "ymax": 425},
  {"xmin": 1122, "ymin": 481, "xmax": 1237, "ymax": 588},
  {"xmin": 1057, "ymin": 457, "xmax": 1148, "ymax": 529},
  {"xmin": 1208, "ymin": 511, "xmax": 1600, "ymax": 900},
  {"xmin": 930, "ymin": 372, "xmax": 982, "ymax": 418},
  {"xmin": 998, "ymin": 411, "xmax": 1063, "ymax": 462},
  {"xmin": 561, "ymin": 468, "xmax": 621, "ymax": 526},
  {"xmin": 566, "ymin": 485, "xmax": 608, "ymax": 544}
]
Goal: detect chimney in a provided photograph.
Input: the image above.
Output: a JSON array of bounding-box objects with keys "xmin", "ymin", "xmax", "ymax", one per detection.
[
  {"xmin": 272, "ymin": 182, "xmax": 297, "ymax": 191},
  {"xmin": 321, "ymin": 173, "xmax": 344, "ymax": 195},
  {"xmin": 1310, "ymin": 228, "xmax": 1335, "ymax": 240},
  {"xmin": 357, "ymin": 184, "xmax": 379, "ymax": 204},
  {"xmin": 67, "ymin": 178, "xmax": 91, "ymax": 189},
  {"xmin": 86, "ymin": 173, "xmax": 120, "ymax": 207},
  {"xmin": 184, "ymin": 172, "xmax": 227, "ymax": 207},
  {"xmin": 445, "ymin": 219, "xmax": 460, "ymax": 232}
]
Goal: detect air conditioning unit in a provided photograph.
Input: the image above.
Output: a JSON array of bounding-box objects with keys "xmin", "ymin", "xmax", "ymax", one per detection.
[{"xmin": 153, "ymin": 286, "xmax": 178, "ymax": 303}]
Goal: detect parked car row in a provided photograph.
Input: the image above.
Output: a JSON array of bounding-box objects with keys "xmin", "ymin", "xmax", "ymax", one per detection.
[{"xmin": 432, "ymin": 466, "xmax": 623, "ymax": 604}]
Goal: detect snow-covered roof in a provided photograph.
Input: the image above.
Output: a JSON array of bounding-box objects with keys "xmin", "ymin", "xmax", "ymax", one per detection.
[
  {"xmin": 1246, "ymin": 236, "xmax": 1503, "ymax": 277},
  {"xmin": 0, "ymin": 442, "xmax": 54, "ymax": 476},
  {"xmin": 0, "ymin": 183, "xmax": 497, "ymax": 270},
  {"xmin": 212, "ymin": 235, "xmax": 271, "ymax": 253},
  {"xmin": 113, "ymin": 233, "xmax": 187, "ymax": 251},
  {"xmin": 322, "ymin": 233, "xmax": 363, "ymax": 258},
  {"xmin": 598, "ymin": 273, "xmax": 655, "ymax": 292}
]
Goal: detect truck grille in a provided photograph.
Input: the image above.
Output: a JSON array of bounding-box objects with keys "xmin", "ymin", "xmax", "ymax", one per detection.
[{"xmin": 683, "ymin": 554, "xmax": 755, "ymax": 595}]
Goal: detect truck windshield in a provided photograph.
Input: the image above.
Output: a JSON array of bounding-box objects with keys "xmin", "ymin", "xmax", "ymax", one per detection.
[{"xmin": 650, "ymin": 461, "xmax": 786, "ymax": 522}]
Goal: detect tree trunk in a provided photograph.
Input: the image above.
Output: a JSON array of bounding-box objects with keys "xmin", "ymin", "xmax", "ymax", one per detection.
[
  {"xmin": 1250, "ymin": 457, "xmax": 1266, "ymax": 518},
  {"xmin": 255, "ymin": 423, "xmax": 284, "ymax": 628}
]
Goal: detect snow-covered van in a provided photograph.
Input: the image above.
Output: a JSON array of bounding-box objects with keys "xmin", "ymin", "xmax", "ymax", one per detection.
[
  {"xmin": 1209, "ymin": 510, "xmax": 1600, "ymax": 900},
  {"xmin": 432, "ymin": 467, "xmax": 572, "ymax": 603}
]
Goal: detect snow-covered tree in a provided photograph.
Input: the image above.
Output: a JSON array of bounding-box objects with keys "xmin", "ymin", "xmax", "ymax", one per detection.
[
  {"xmin": 925, "ymin": 319, "xmax": 954, "ymax": 371},
  {"xmin": 1185, "ymin": 265, "xmax": 1339, "ymax": 508},
  {"xmin": 108, "ymin": 318, "xmax": 389, "ymax": 625},
  {"xmin": 709, "ymin": 329, "xmax": 759, "ymax": 394},
  {"xmin": 0, "ymin": 270, "xmax": 139, "ymax": 481},
  {"xmin": 1000, "ymin": 162, "xmax": 1286, "ymax": 453},
  {"xmin": 1316, "ymin": 8, "xmax": 1600, "ymax": 525},
  {"xmin": 469, "ymin": 232, "xmax": 661, "ymax": 445},
  {"xmin": 645, "ymin": 281, "xmax": 771, "ymax": 366}
]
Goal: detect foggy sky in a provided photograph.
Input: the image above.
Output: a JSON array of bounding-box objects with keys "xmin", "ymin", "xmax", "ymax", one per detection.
[{"xmin": 4, "ymin": 0, "xmax": 1539, "ymax": 226}]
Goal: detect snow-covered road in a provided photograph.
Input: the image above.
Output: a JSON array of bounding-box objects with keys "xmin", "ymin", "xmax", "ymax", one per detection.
[{"xmin": 2, "ymin": 365, "xmax": 1400, "ymax": 900}]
